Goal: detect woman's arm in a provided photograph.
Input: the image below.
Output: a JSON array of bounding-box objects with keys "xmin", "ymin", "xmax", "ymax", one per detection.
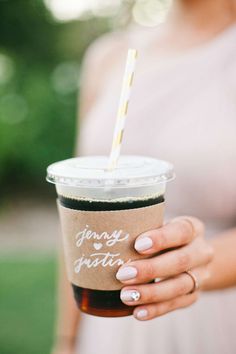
[
  {"xmin": 51, "ymin": 251, "xmax": 81, "ymax": 354},
  {"xmin": 202, "ymin": 228, "xmax": 236, "ymax": 290}
]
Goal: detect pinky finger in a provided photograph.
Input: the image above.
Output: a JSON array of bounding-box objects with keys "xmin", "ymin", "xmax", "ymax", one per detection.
[{"xmin": 133, "ymin": 292, "xmax": 199, "ymax": 321}]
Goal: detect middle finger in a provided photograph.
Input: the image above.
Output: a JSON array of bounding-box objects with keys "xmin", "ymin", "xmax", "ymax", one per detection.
[{"xmin": 116, "ymin": 237, "xmax": 212, "ymax": 284}]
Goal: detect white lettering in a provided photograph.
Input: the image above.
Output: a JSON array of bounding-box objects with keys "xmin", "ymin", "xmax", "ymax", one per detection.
[
  {"xmin": 74, "ymin": 252, "xmax": 126, "ymax": 274},
  {"xmin": 75, "ymin": 225, "xmax": 129, "ymax": 248}
]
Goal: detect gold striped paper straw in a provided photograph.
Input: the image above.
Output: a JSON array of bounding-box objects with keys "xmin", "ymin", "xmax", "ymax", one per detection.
[{"xmin": 107, "ymin": 48, "xmax": 138, "ymax": 170}]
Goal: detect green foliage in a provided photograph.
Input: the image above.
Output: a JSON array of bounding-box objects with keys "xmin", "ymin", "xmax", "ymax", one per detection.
[
  {"xmin": 0, "ymin": 0, "xmax": 110, "ymax": 194},
  {"xmin": 0, "ymin": 256, "xmax": 56, "ymax": 354}
]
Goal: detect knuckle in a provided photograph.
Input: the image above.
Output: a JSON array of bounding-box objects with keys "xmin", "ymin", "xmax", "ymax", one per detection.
[
  {"xmin": 143, "ymin": 260, "xmax": 156, "ymax": 279},
  {"xmin": 197, "ymin": 219, "xmax": 205, "ymax": 235},
  {"xmin": 199, "ymin": 241, "xmax": 214, "ymax": 264},
  {"xmin": 206, "ymin": 245, "xmax": 214, "ymax": 262},
  {"xmin": 178, "ymin": 220, "xmax": 193, "ymax": 242},
  {"xmin": 144, "ymin": 286, "xmax": 156, "ymax": 303},
  {"xmin": 179, "ymin": 232, "xmax": 191, "ymax": 245},
  {"xmin": 170, "ymin": 218, "xmax": 192, "ymax": 243},
  {"xmin": 176, "ymin": 251, "xmax": 190, "ymax": 272},
  {"xmin": 155, "ymin": 229, "xmax": 168, "ymax": 250},
  {"xmin": 191, "ymin": 217, "xmax": 205, "ymax": 236},
  {"xmin": 182, "ymin": 216, "xmax": 205, "ymax": 238}
]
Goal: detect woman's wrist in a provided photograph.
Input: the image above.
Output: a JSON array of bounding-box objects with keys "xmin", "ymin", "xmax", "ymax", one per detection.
[{"xmin": 201, "ymin": 232, "xmax": 236, "ymax": 291}]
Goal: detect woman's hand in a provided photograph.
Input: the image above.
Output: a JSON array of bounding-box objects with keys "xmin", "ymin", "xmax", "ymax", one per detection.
[{"xmin": 116, "ymin": 216, "xmax": 214, "ymax": 321}]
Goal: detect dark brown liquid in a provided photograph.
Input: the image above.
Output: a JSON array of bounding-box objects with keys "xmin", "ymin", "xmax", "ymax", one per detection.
[{"xmin": 59, "ymin": 194, "xmax": 164, "ymax": 317}]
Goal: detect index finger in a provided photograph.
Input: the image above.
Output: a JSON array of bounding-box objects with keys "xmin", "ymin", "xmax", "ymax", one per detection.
[{"xmin": 134, "ymin": 216, "xmax": 204, "ymax": 255}]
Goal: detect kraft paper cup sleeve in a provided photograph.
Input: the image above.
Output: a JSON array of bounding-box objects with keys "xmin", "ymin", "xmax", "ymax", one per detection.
[{"xmin": 57, "ymin": 201, "xmax": 165, "ymax": 291}]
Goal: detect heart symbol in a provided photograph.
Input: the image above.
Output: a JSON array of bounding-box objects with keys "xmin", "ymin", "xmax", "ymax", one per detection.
[{"xmin": 93, "ymin": 243, "xmax": 103, "ymax": 250}]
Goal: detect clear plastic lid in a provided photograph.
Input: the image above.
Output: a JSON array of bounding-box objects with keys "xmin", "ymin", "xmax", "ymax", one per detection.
[{"xmin": 46, "ymin": 155, "xmax": 174, "ymax": 189}]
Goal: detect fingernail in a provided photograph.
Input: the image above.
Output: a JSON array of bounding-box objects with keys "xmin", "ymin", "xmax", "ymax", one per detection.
[
  {"xmin": 116, "ymin": 266, "xmax": 137, "ymax": 281},
  {"xmin": 135, "ymin": 236, "xmax": 153, "ymax": 252},
  {"xmin": 136, "ymin": 309, "xmax": 148, "ymax": 319},
  {"xmin": 120, "ymin": 290, "xmax": 140, "ymax": 302}
]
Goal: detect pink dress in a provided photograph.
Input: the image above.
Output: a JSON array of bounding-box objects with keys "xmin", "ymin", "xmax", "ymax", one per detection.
[{"xmin": 76, "ymin": 24, "xmax": 236, "ymax": 354}]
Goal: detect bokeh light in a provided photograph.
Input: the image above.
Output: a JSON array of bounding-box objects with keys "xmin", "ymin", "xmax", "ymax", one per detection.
[
  {"xmin": 51, "ymin": 61, "xmax": 80, "ymax": 95},
  {"xmin": 0, "ymin": 53, "xmax": 14, "ymax": 85},
  {"xmin": 133, "ymin": 0, "xmax": 172, "ymax": 27},
  {"xmin": 45, "ymin": 0, "xmax": 121, "ymax": 21},
  {"xmin": 45, "ymin": 0, "xmax": 171, "ymax": 26}
]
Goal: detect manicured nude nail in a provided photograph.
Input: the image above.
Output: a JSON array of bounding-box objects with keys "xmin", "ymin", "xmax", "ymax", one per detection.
[
  {"xmin": 116, "ymin": 266, "xmax": 137, "ymax": 281},
  {"xmin": 120, "ymin": 290, "xmax": 140, "ymax": 302},
  {"xmin": 135, "ymin": 236, "xmax": 153, "ymax": 252},
  {"xmin": 136, "ymin": 309, "xmax": 148, "ymax": 319}
]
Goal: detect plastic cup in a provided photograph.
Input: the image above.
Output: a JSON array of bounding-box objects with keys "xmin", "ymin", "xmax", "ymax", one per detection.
[{"xmin": 47, "ymin": 155, "xmax": 174, "ymax": 317}]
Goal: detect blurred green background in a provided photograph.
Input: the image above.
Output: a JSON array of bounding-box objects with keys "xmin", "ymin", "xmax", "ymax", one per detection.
[
  {"xmin": 0, "ymin": 0, "xmax": 111, "ymax": 197},
  {"xmin": 0, "ymin": 256, "xmax": 56, "ymax": 354},
  {"xmin": 0, "ymin": 1, "xmax": 170, "ymax": 353}
]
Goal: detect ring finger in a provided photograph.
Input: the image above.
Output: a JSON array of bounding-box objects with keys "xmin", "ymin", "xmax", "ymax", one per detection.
[{"xmin": 120, "ymin": 271, "xmax": 200, "ymax": 306}]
